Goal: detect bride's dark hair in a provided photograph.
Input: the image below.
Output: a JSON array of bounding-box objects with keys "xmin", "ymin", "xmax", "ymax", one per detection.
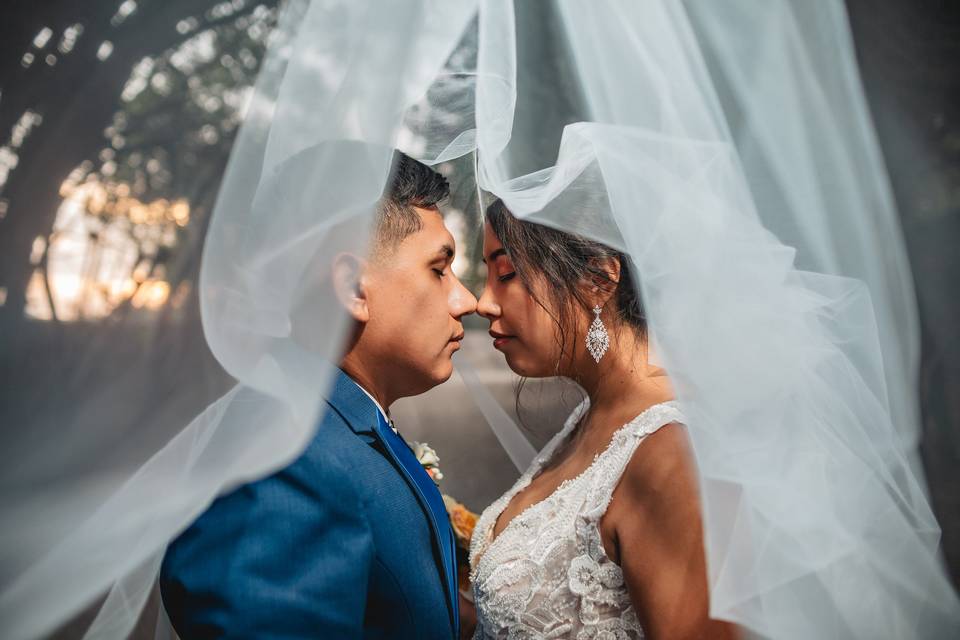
[{"xmin": 485, "ymin": 198, "xmax": 646, "ymax": 367}]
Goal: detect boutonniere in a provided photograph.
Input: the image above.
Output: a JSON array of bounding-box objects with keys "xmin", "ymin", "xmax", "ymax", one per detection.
[{"xmin": 412, "ymin": 441, "xmax": 443, "ymax": 485}]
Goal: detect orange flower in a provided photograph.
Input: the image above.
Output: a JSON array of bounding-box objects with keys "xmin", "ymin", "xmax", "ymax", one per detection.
[
  {"xmin": 442, "ymin": 495, "xmax": 479, "ymax": 594},
  {"xmin": 443, "ymin": 495, "xmax": 479, "ymax": 549}
]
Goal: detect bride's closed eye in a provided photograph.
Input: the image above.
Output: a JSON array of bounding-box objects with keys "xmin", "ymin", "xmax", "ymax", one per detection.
[{"xmin": 498, "ymin": 272, "xmax": 516, "ymax": 283}]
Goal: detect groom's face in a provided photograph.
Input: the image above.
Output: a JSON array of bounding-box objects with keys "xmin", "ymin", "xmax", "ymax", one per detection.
[{"xmin": 362, "ymin": 206, "xmax": 477, "ymax": 396}]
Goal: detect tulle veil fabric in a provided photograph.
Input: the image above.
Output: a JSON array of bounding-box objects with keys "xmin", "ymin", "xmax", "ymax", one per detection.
[{"xmin": 1, "ymin": 1, "xmax": 957, "ymax": 638}]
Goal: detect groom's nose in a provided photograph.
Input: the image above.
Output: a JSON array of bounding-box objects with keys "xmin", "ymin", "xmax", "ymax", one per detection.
[{"xmin": 449, "ymin": 274, "xmax": 478, "ymax": 319}]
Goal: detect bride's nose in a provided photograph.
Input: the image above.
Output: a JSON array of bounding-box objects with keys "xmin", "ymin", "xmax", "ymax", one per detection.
[{"xmin": 477, "ymin": 285, "xmax": 501, "ymax": 320}]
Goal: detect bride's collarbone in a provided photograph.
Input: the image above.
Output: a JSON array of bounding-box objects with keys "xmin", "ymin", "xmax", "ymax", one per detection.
[{"xmin": 581, "ymin": 391, "xmax": 673, "ymax": 434}]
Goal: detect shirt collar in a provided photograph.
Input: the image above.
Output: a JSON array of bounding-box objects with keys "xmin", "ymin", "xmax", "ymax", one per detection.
[{"xmin": 347, "ymin": 375, "xmax": 389, "ymax": 424}]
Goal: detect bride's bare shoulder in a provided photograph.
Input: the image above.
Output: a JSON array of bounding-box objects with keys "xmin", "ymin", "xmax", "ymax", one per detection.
[{"xmin": 613, "ymin": 420, "xmax": 700, "ymax": 524}]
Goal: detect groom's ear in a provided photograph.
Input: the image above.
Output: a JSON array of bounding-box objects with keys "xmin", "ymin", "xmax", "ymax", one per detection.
[{"xmin": 332, "ymin": 252, "xmax": 370, "ymax": 323}]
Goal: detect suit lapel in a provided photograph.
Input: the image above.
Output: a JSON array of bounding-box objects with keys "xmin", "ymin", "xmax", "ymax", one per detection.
[
  {"xmin": 323, "ymin": 368, "xmax": 380, "ymax": 437},
  {"xmin": 324, "ymin": 368, "xmax": 459, "ymax": 634}
]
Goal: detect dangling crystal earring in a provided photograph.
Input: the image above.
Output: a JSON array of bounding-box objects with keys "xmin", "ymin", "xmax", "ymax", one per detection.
[{"xmin": 586, "ymin": 305, "xmax": 610, "ymax": 363}]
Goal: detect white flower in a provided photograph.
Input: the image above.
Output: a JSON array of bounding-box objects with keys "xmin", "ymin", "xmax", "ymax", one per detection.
[
  {"xmin": 569, "ymin": 554, "xmax": 628, "ymax": 626},
  {"xmin": 412, "ymin": 441, "xmax": 440, "ymax": 467},
  {"xmin": 569, "ymin": 555, "xmax": 601, "ymax": 597},
  {"xmin": 412, "ymin": 441, "xmax": 443, "ymax": 483}
]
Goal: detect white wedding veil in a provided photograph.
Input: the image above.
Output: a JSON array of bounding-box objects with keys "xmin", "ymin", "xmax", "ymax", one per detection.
[{"xmin": 1, "ymin": 1, "xmax": 958, "ymax": 638}]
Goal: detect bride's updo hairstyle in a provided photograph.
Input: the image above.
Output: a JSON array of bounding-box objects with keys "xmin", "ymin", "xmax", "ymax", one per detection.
[{"xmin": 485, "ymin": 198, "xmax": 646, "ymax": 363}]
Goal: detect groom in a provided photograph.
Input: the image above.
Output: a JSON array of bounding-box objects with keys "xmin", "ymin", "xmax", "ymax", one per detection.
[{"xmin": 160, "ymin": 150, "xmax": 477, "ymax": 639}]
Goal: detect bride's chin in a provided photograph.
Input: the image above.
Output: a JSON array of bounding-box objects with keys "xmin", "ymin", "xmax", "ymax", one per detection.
[{"xmin": 503, "ymin": 354, "xmax": 540, "ymax": 378}]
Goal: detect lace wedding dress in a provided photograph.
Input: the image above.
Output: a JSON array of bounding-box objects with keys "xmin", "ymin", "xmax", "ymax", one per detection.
[{"xmin": 469, "ymin": 400, "xmax": 685, "ymax": 639}]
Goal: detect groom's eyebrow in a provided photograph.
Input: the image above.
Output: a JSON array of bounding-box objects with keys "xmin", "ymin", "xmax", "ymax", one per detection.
[
  {"xmin": 434, "ymin": 244, "xmax": 455, "ymax": 261},
  {"xmin": 482, "ymin": 248, "xmax": 507, "ymax": 264}
]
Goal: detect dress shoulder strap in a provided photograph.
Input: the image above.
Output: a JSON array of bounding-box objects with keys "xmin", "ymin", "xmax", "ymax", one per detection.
[{"xmin": 580, "ymin": 401, "xmax": 686, "ymax": 521}]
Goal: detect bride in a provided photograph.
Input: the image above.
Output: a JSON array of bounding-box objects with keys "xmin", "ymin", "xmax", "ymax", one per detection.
[
  {"xmin": 469, "ymin": 200, "xmax": 737, "ymax": 639},
  {"xmin": 3, "ymin": 2, "xmax": 958, "ymax": 639}
]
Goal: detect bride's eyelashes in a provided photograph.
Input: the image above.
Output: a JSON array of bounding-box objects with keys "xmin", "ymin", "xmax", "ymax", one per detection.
[{"xmin": 498, "ymin": 272, "xmax": 516, "ymax": 283}]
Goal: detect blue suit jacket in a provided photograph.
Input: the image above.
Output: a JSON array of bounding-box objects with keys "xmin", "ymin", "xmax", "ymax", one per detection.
[{"xmin": 160, "ymin": 369, "xmax": 459, "ymax": 639}]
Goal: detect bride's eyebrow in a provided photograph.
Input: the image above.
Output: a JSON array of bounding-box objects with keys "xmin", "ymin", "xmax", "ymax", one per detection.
[{"xmin": 482, "ymin": 248, "xmax": 507, "ymax": 264}]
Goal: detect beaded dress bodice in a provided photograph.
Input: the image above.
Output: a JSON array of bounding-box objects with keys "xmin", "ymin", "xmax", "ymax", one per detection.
[{"xmin": 469, "ymin": 400, "xmax": 684, "ymax": 640}]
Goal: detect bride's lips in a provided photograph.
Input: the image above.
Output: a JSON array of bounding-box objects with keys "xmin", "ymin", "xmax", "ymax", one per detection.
[{"xmin": 489, "ymin": 330, "xmax": 514, "ymax": 349}]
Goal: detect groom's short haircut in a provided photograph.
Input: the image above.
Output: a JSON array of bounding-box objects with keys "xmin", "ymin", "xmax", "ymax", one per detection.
[
  {"xmin": 374, "ymin": 151, "xmax": 449, "ymax": 254},
  {"xmin": 283, "ymin": 146, "xmax": 448, "ymax": 340}
]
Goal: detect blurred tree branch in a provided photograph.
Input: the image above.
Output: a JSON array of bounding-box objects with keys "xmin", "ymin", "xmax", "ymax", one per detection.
[{"xmin": 0, "ymin": 0, "xmax": 278, "ymax": 333}]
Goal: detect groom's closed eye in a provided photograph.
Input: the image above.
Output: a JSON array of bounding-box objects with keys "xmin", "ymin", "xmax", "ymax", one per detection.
[{"xmin": 430, "ymin": 243, "xmax": 455, "ymax": 277}]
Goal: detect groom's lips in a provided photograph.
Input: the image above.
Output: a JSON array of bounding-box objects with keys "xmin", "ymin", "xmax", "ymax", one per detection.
[
  {"xmin": 448, "ymin": 332, "xmax": 465, "ymax": 349},
  {"xmin": 489, "ymin": 330, "xmax": 513, "ymax": 349}
]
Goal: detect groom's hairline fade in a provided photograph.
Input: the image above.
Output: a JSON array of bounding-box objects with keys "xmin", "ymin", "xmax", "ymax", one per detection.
[{"xmin": 373, "ymin": 151, "xmax": 449, "ymax": 256}]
